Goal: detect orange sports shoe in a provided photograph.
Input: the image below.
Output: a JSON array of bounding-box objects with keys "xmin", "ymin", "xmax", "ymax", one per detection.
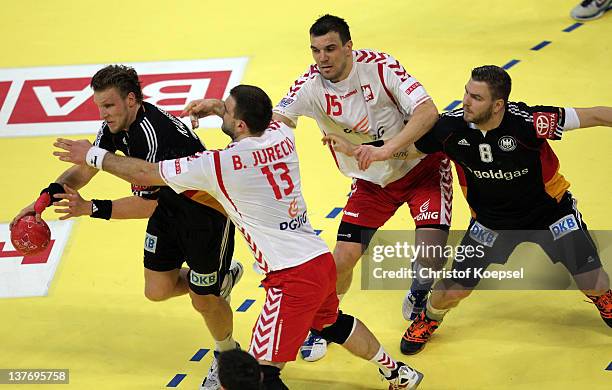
[
  {"xmin": 587, "ymin": 289, "xmax": 612, "ymax": 328},
  {"xmin": 400, "ymin": 311, "xmax": 440, "ymax": 355}
]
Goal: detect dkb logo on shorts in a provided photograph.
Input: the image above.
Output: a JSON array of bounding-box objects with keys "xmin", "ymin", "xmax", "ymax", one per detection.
[
  {"xmin": 144, "ymin": 233, "xmax": 157, "ymax": 253},
  {"xmin": 549, "ymin": 214, "xmax": 579, "ymax": 240},
  {"xmin": 190, "ymin": 270, "xmax": 218, "ymax": 287},
  {"xmin": 469, "ymin": 221, "xmax": 498, "ymax": 247}
]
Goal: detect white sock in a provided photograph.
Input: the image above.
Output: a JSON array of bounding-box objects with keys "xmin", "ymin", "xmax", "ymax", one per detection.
[
  {"xmin": 215, "ymin": 333, "xmax": 237, "ymax": 352},
  {"xmin": 370, "ymin": 345, "xmax": 398, "ymax": 377},
  {"xmin": 425, "ymin": 299, "xmax": 449, "ymax": 321}
]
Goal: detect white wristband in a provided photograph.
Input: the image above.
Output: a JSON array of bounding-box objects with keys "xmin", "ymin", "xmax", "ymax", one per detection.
[
  {"xmin": 85, "ymin": 146, "xmax": 108, "ymax": 170},
  {"xmin": 563, "ymin": 107, "xmax": 580, "ymax": 131}
]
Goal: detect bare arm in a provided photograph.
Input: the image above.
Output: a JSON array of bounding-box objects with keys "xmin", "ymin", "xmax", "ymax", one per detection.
[
  {"xmin": 380, "ymin": 99, "xmax": 438, "ymax": 154},
  {"xmin": 54, "ymin": 164, "xmax": 99, "ymax": 190},
  {"xmin": 354, "ymin": 99, "xmax": 438, "ymax": 170},
  {"xmin": 272, "ymin": 112, "xmax": 296, "ymax": 128},
  {"xmin": 53, "ymin": 137, "xmax": 165, "ymax": 187},
  {"xmin": 101, "ymin": 153, "xmax": 165, "ymax": 187},
  {"xmin": 389, "ymin": 144, "xmax": 425, "ymax": 160},
  {"xmin": 53, "ymin": 185, "xmax": 157, "ymax": 220},
  {"xmin": 574, "ymin": 107, "xmax": 612, "ymax": 128},
  {"xmin": 322, "ymin": 134, "xmax": 424, "ymax": 160},
  {"xmin": 109, "ymin": 196, "xmax": 157, "ymax": 219}
]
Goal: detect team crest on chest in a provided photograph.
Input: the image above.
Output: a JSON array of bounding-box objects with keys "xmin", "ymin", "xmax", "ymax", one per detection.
[
  {"xmin": 361, "ymin": 84, "xmax": 374, "ymax": 102},
  {"xmin": 498, "ymin": 136, "xmax": 516, "ymax": 152}
]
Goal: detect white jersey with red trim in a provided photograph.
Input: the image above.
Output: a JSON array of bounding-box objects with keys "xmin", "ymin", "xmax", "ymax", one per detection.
[
  {"xmin": 159, "ymin": 121, "xmax": 329, "ymax": 273},
  {"xmin": 274, "ymin": 49, "xmax": 431, "ymax": 187}
]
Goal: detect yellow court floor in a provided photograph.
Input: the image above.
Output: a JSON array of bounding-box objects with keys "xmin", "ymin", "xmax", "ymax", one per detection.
[{"xmin": 0, "ymin": 1, "xmax": 610, "ymax": 389}]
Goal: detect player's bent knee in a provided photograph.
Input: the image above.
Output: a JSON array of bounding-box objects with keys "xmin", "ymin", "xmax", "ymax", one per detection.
[
  {"xmin": 190, "ymin": 292, "xmax": 223, "ymax": 313},
  {"xmin": 313, "ymin": 312, "xmax": 356, "ymax": 344},
  {"xmin": 444, "ymin": 287, "xmax": 473, "ymax": 303},
  {"xmin": 144, "ymin": 286, "xmax": 173, "ymax": 302}
]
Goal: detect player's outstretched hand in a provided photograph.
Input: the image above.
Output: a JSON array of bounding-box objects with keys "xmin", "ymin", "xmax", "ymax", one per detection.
[
  {"xmin": 53, "ymin": 138, "xmax": 93, "ymax": 166},
  {"xmin": 354, "ymin": 144, "xmax": 392, "ymax": 171},
  {"xmin": 180, "ymin": 99, "xmax": 225, "ymax": 129},
  {"xmin": 52, "ymin": 185, "xmax": 92, "ymax": 220},
  {"xmin": 322, "ymin": 134, "xmax": 358, "ymax": 157}
]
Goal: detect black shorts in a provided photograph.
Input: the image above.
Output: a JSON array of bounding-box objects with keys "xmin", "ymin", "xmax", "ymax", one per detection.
[
  {"xmin": 451, "ymin": 192, "xmax": 602, "ymax": 288},
  {"xmin": 143, "ymin": 192, "xmax": 234, "ymax": 296}
]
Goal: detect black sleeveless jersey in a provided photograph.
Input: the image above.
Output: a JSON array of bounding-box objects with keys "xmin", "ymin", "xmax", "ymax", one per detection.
[{"xmin": 415, "ymin": 102, "xmax": 570, "ymax": 229}]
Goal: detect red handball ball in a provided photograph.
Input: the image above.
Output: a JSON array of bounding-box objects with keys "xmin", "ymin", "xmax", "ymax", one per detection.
[{"xmin": 10, "ymin": 215, "xmax": 51, "ymax": 256}]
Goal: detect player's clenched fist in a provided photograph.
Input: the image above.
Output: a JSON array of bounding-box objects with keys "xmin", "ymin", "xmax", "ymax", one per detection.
[{"xmin": 180, "ymin": 99, "xmax": 226, "ymax": 129}]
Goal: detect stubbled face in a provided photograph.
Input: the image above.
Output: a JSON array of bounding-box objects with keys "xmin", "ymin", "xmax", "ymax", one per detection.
[
  {"xmin": 93, "ymin": 87, "xmax": 136, "ymax": 133},
  {"xmin": 310, "ymin": 31, "xmax": 353, "ymax": 82},
  {"xmin": 462, "ymin": 79, "xmax": 505, "ymax": 124},
  {"xmin": 221, "ymin": 96, "xmax": 239, "ymax": 139}
]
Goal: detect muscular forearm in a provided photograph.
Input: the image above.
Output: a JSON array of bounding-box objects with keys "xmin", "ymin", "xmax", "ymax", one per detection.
[
  {"xmin": 110, "ymin": 196, "xmax": 157, "ymax": 219},
  {"xmin": 102, "ymin": 153, "xmax": 165, "ymax": 187},
  {"xmin": 54, "ymin": 165, "xmax": 98, "ymax": 190},
  {"xmin": 575, "ymin": 107, "xmax": 612, "ymax": 128},
  {"xmin": 209, "ymin": 99, "xmax": 226, "ymax": 117},
  {"xmin": 390, "ymin": 145, "xmax": 425, "ymax": 160},
  {"xmin": 381, "ymin": 99, "xmax": 438, "ymax": 154}
]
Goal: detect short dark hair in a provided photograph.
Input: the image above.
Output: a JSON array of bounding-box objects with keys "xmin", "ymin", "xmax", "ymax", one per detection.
[
  {"xmin": 230, "ymin": 85, "xmax": 272, "ymax": 133},
  {"xmin": 90, "ymin": 65, "xmax": 143, "ymax": 103},
  {"xmin": 218, "ymin": 350, "xmax": 262, "ymax": 390},
  {"xmin": 471, "ymin": 65, "xmax": 512, "ymax": 103},
  {"xmin": 310, "ymin": 14, "xmax": 351, "ymax": 44}
]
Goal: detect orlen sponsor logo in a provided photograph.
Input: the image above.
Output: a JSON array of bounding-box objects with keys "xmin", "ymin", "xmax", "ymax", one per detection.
[
  {"xmin": 415, "ymin": 199, "xmax": 439, "ymax": 221},
  {"xmin": 0, "ymin": 58, "xmax": 247, "ymax": 137},
  {"xmin": 288, "ymin": 198, "xmax": 299, "ymax": 218},
  {"xmin": 280, "ymin": 211, "xmax": 308, "ymax": 231},
  {"xmin": 467, "ymin": 167, "xmax": 529, "ymax": 181}
]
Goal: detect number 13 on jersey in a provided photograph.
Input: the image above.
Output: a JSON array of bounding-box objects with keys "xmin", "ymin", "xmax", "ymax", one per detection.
[{"xmin": 261, "ymin": 163, "xmax": 295, "ymax": 199}]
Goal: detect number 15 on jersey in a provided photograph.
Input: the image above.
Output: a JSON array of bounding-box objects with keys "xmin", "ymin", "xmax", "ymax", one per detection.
[{"xmin": 325, "ymin": 94, "xmax": 342, "ymax": 116}]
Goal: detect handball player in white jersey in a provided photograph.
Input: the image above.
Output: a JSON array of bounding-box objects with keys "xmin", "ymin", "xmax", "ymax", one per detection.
[
  {"xmin": 53, "ymin": 85, "xmax": 424, "ymax": 389},
  {"xmin": 272, "ymin": 14, "xmax": 453, "ymax": 359}
]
